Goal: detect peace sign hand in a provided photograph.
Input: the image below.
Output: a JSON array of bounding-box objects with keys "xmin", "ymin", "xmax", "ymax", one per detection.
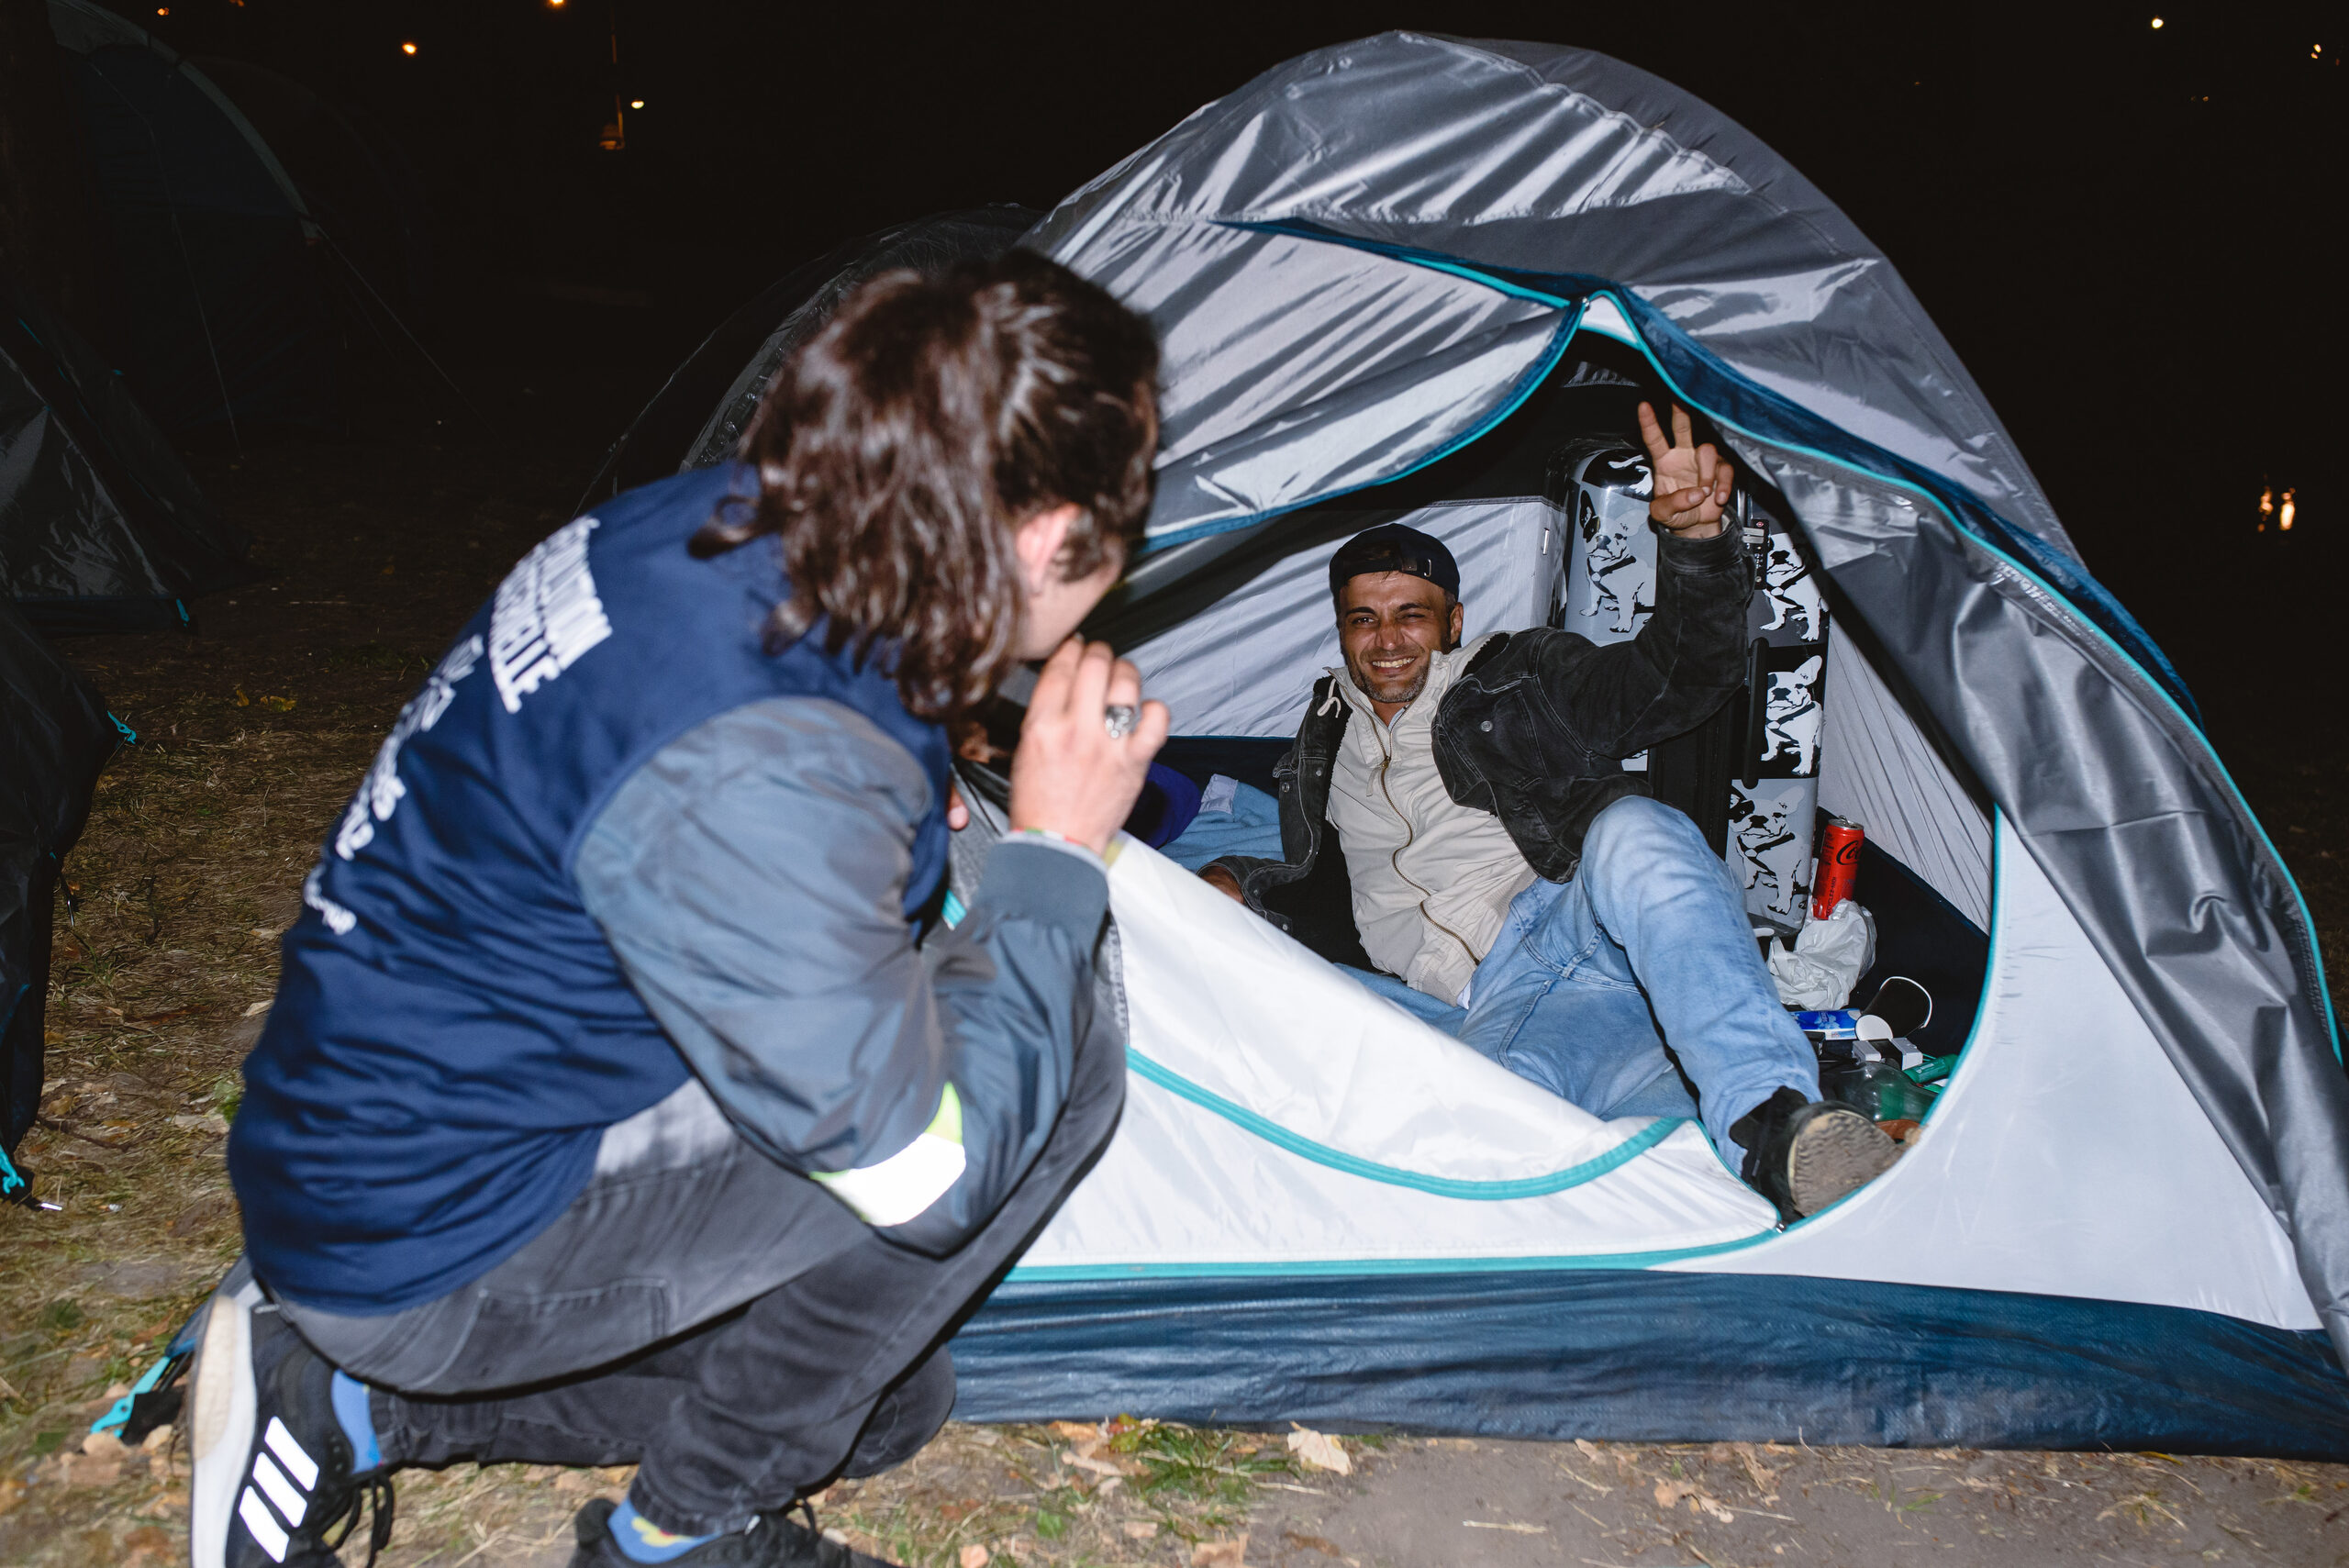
[{"xmin": 1638, "ymin": 400, "xmax": 1733, "ymax": 539}]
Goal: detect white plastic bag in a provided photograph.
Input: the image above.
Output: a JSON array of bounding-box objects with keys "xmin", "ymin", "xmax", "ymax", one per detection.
[{"xmin": 1766, "ymin": 899, "xmax": 1876, "ymax": 1009}]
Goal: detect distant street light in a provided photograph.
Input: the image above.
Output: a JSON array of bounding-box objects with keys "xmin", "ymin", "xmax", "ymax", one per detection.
[
  {"xmin": 401, "ymin": 41, "xmax": 418, "ymax": 56},
  {"xmin": 2150, "ymin": 17, "xmax": 2163, "ymax": 28},
  {"xmin": 630, "ymin": 99, "xmax": 645, "ymax": 109}
]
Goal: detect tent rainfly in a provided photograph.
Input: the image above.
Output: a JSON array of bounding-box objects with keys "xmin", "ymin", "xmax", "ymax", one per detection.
[
  {"xmin": 1, "ymin": 269, "xmax": 250, "ymax": 631},
  {"xmin": 602, "ymin": 35, "xmax": 2349, "ymax": 1454},
  {"xmin": 47, "ymin": 0, "xmax": 340, "ymax": 433},
  {"xmin": 0, "ymin": 596, "xmax": 117, "ymax": 1191}
]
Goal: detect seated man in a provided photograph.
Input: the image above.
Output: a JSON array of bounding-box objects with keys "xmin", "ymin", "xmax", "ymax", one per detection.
[{"xmin": 1201, "ymin": 403, "xmax": 1897, "ymax": 1221}]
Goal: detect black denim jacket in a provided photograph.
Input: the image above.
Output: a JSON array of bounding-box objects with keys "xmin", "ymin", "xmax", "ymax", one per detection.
[{"xmin": 1213, "ymin": 527, "xmax": 1753, "ymax": 969}]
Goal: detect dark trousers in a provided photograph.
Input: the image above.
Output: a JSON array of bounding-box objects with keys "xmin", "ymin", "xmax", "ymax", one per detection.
[{"xmin": 278, "ymin": 1027, "xmax": 1124, "ymax": 1534}]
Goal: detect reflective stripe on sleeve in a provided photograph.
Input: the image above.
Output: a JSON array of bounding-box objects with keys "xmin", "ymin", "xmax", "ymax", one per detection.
[{"xmin": 810, "ymin": 1083, "xmax": 966, "ymax": 1227}]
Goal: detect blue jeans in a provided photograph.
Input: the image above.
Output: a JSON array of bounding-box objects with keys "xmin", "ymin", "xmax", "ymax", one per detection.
[{"xmin": 1345, "ymin": 795, "xmax": 1818, "ymax": 1164}]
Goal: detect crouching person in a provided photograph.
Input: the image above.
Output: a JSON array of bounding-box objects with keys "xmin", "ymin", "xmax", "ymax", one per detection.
[
  {"xmin": 1201, "ymin": 404, "xmax": 1897, "ymax": 1225},
  {"xmin": 190, "ymin": 253, "xmax": 1166, "ymax": 1568}
]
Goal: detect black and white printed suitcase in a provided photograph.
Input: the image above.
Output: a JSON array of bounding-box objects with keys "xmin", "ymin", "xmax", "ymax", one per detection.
[{"xmin": 1552, "ymin": 443, "xmax": 1831, "ymax": 933}]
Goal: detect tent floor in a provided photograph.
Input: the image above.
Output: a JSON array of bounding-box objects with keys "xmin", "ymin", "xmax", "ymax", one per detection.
[{"xmin": 954, "ymin": 1269, "xmax": 2349, "ymax": 1460}]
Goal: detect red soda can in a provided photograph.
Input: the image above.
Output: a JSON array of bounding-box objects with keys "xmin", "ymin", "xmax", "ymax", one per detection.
[{"xmin": 1811, "ymin": 817, "xmax": 1865, "ymax": 922}]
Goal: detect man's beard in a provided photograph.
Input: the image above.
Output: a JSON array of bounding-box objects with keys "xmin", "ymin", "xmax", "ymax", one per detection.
[{"xmin": 1352, "ymin": 657, "xmax": 1431, "ymax": 708}]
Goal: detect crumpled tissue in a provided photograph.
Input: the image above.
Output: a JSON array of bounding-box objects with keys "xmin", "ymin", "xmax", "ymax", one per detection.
[{"xmin": 1767, "ymin": 899, "xmax": 1876, "ymax": 1009}]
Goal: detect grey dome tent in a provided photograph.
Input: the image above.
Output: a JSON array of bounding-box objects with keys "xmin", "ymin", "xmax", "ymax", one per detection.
[
  {"xmin": 2, "ymin": 267, "xmax": 250, "ymax": 632},
  {"xmin": 601, "ymin": 35, "xmax": 2348, "ymax": 1452}
]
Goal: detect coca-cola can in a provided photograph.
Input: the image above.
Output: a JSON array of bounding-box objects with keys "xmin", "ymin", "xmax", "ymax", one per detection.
[{"xmin": 1811, "ymin": 816, "xmax": 1865, "ymax": 922}]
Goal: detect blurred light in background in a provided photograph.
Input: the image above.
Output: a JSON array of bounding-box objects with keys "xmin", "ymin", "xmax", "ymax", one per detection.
[
  {"xmin": 401, "ymin": 41, "xmax": 417, "ymax": 56},
  {"xmin": 2279, "ymin": 490, "xmax": 2296, "ymax": 531}
]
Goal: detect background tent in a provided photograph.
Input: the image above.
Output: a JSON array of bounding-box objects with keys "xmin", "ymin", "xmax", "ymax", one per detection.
[
  {"xmin": 194, "ymin": 55, "xmax": 434, "ymax": 328},
  {"xmin": 1, "ymin": 267, "xmax": 250, "ymax": 632},
  {"xmin": 601, "ymin": 35, "xmax": 2345, "ymax": 1451},
  {"xmin": 579, "ymin": 206, "xmax": 1037, "ymax": 510},
  {"xmin": 43, "ymin": 0, "xmax": 413, "ymax": 435},
  {"xmin": 0, "ymin": 595, "xmax": 117, "ymax": 1194}
]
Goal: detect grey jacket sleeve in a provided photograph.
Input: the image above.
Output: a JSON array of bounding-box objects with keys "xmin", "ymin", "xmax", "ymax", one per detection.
[{"xmin": 574, "ymin": 695, "xmax": 1108, "ymax": 1255}]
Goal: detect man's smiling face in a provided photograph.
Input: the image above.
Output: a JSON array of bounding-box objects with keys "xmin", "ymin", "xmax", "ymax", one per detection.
[{"xmin": 1337, "ymin": 571, "xmax": 1464, "ymax": 722}]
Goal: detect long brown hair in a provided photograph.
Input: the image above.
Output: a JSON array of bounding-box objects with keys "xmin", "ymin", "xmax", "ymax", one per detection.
[{"xmin": 692, "ymin": 249, "xmax": 1160, "ymax": 722}]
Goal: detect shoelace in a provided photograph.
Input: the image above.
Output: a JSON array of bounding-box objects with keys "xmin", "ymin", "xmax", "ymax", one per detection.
[
  {"xmin": 785, "ymin": 1498, "xmax": 868, "ymax": 1566},
  {"xmin": 319, "ymin": 1473, "xmax": 396, "ymax": 1568}
]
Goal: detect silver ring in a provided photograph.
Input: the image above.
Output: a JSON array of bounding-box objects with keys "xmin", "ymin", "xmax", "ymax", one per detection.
[{"xmin": 1103, "ymin": 704, "xmax": 1139, "ymax": 740}]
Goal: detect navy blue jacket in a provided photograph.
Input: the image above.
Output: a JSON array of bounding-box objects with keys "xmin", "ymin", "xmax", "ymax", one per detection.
[{"xmin": 231, "ymin": 465, "xmax": 1109, "ymax": 1313}]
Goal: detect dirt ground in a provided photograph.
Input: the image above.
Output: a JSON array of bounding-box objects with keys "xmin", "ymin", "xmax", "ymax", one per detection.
[{"xmin": 1, "ymin": 422, "xmax": 2344, "ymax": 1567}]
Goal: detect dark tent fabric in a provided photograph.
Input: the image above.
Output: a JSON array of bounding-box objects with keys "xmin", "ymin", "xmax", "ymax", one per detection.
[
  {"xmin": 1, "ymin": 270, "xmax": 250, "ymax": 632},
  {"xmin": 580, "ymin": 207, "xmax": 1037, "ymax": 509},
  {"xmin": 0, "ymin": 596, "xmax": 116, "ymax": 1175},
  {"xmin": 48, "ymin": 0, "xmax": 337, "ymax": 433},
  {"xmin": 195, "ymin": 56, "xmax": 434, "ymax": 322}
]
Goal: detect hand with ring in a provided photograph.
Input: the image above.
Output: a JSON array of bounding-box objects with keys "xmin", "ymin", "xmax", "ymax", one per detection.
[{"xmin": 1008, "ymin": 638, "xmax": 1169, "ymax": 855}]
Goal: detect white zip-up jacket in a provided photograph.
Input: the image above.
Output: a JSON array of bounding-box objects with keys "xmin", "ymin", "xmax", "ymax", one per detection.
[{"xmin": 1324, "ymin": 634, "xmax": 1539, "ymax": 1003}]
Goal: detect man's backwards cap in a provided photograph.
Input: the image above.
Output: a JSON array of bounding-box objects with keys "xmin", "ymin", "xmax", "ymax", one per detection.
[{"xmin": 1329, "ymin": 523, "xmax": 1460, "ymax": 601}]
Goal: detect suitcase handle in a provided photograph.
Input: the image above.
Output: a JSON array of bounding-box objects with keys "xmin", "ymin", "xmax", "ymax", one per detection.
[{"xmin": 1741, "ymin": 637, "xmax": 1767, "ymax": 787}]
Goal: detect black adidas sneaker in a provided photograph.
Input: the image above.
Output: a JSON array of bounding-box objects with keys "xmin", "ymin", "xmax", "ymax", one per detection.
[
  {"xmin": 187, "ymin": 1262, "xmax": 393, "ymax": 1568},
  {"xmin": 567, "ymin": 1497, "xmax": 904, "ymax": 1567},
  {"xmin": 1731, "ymin": 1087, "xmax": 1901, "ymax": 1225}
]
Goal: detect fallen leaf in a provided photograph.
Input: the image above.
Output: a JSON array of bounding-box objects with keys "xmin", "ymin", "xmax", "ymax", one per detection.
[
  {"xmin": 1575, "ymin": 1438, "xmax": 1605, "ymax": 1460},
  {"xmin": 1655, "ymin": 1479, "xmax": 1698, "ymax": 1509},
  {"xmin": 1731, "ymin": 1441, "xmax": 1780, "ymax": 1499},
  {"xmin": 1192, "ymin": 1536, "xmax": 1247, "ymax": 1568},
  {"xmin": 140, "ymin": 1425, "xmax": 173, "ymax": 1454},
  {"xmin": 53, "ymin": 1449, "xmax": 124, "ymax": 1486},
  {"xmin": 250, "ymin": 927, "xmax": 278, "ymax": 939},
  {"xmin": 959, "ymin": 1547, "xmax": 990, "ymax": 1568},
  {"xmin": 1047, "ymin": 1420, "xmax": 1100, "ymax": 1440},
  {"xmin": 1288, "ymin": 1424, "xmax": 1352, "ymax": 1475},
  {"xmin": 0, "ymin": 1479, "xmax": 24, "ymax": 1518},
  {"xmin": 1067, "ymin": 1452, "xmax": 1130, "ymax": 1478},
  {"xmin": 83, "ymin": 1431, "xmax": 128, "ymax": 1461},
  {"xmin": 1282, "ymin": 1529, "xmax": 1343, "ymax": 1557},
  {"xmin": 122, "ymin": 1524, "xmax": 174, "ymax": 1567},
  {"xmin": 243, "ymin": 999, "xmax": 273, "ymax": 1018},
  {"xmin": 1123, "ymin": 1521, "xmax": 1160, "ymax": 1540},
  {"xmin": 1698, "ymin": 1494, "xmax": 1736, "ymax": 1523}
]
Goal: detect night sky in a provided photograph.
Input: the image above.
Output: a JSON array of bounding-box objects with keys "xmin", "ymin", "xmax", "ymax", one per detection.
[{"xmin": 127, "ymin": 0, "xmax": 2343, "ymax": 729}]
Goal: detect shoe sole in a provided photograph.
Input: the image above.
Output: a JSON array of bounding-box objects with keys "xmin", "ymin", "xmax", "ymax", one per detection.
[
  {"xmin": 188, "ymin": 1277, "xmax": 262, "ymax": 1568},
  {"xmin": 1787, "ymin": 1110, "xmax": 1899, "ymax": 1218}
]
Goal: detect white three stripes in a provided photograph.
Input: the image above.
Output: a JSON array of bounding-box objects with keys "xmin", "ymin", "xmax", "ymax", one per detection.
[
  {"xmin": 252, "ymin": 1451, "xmax": 307, "ymax": 1527},
  {"xmin": 238, "ymin": 1418, "xmax": 321, "ymax": 1562},
  {"xmin": 265, "ymin": 1418, "xmax": 320, "ymax": 1489}
]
